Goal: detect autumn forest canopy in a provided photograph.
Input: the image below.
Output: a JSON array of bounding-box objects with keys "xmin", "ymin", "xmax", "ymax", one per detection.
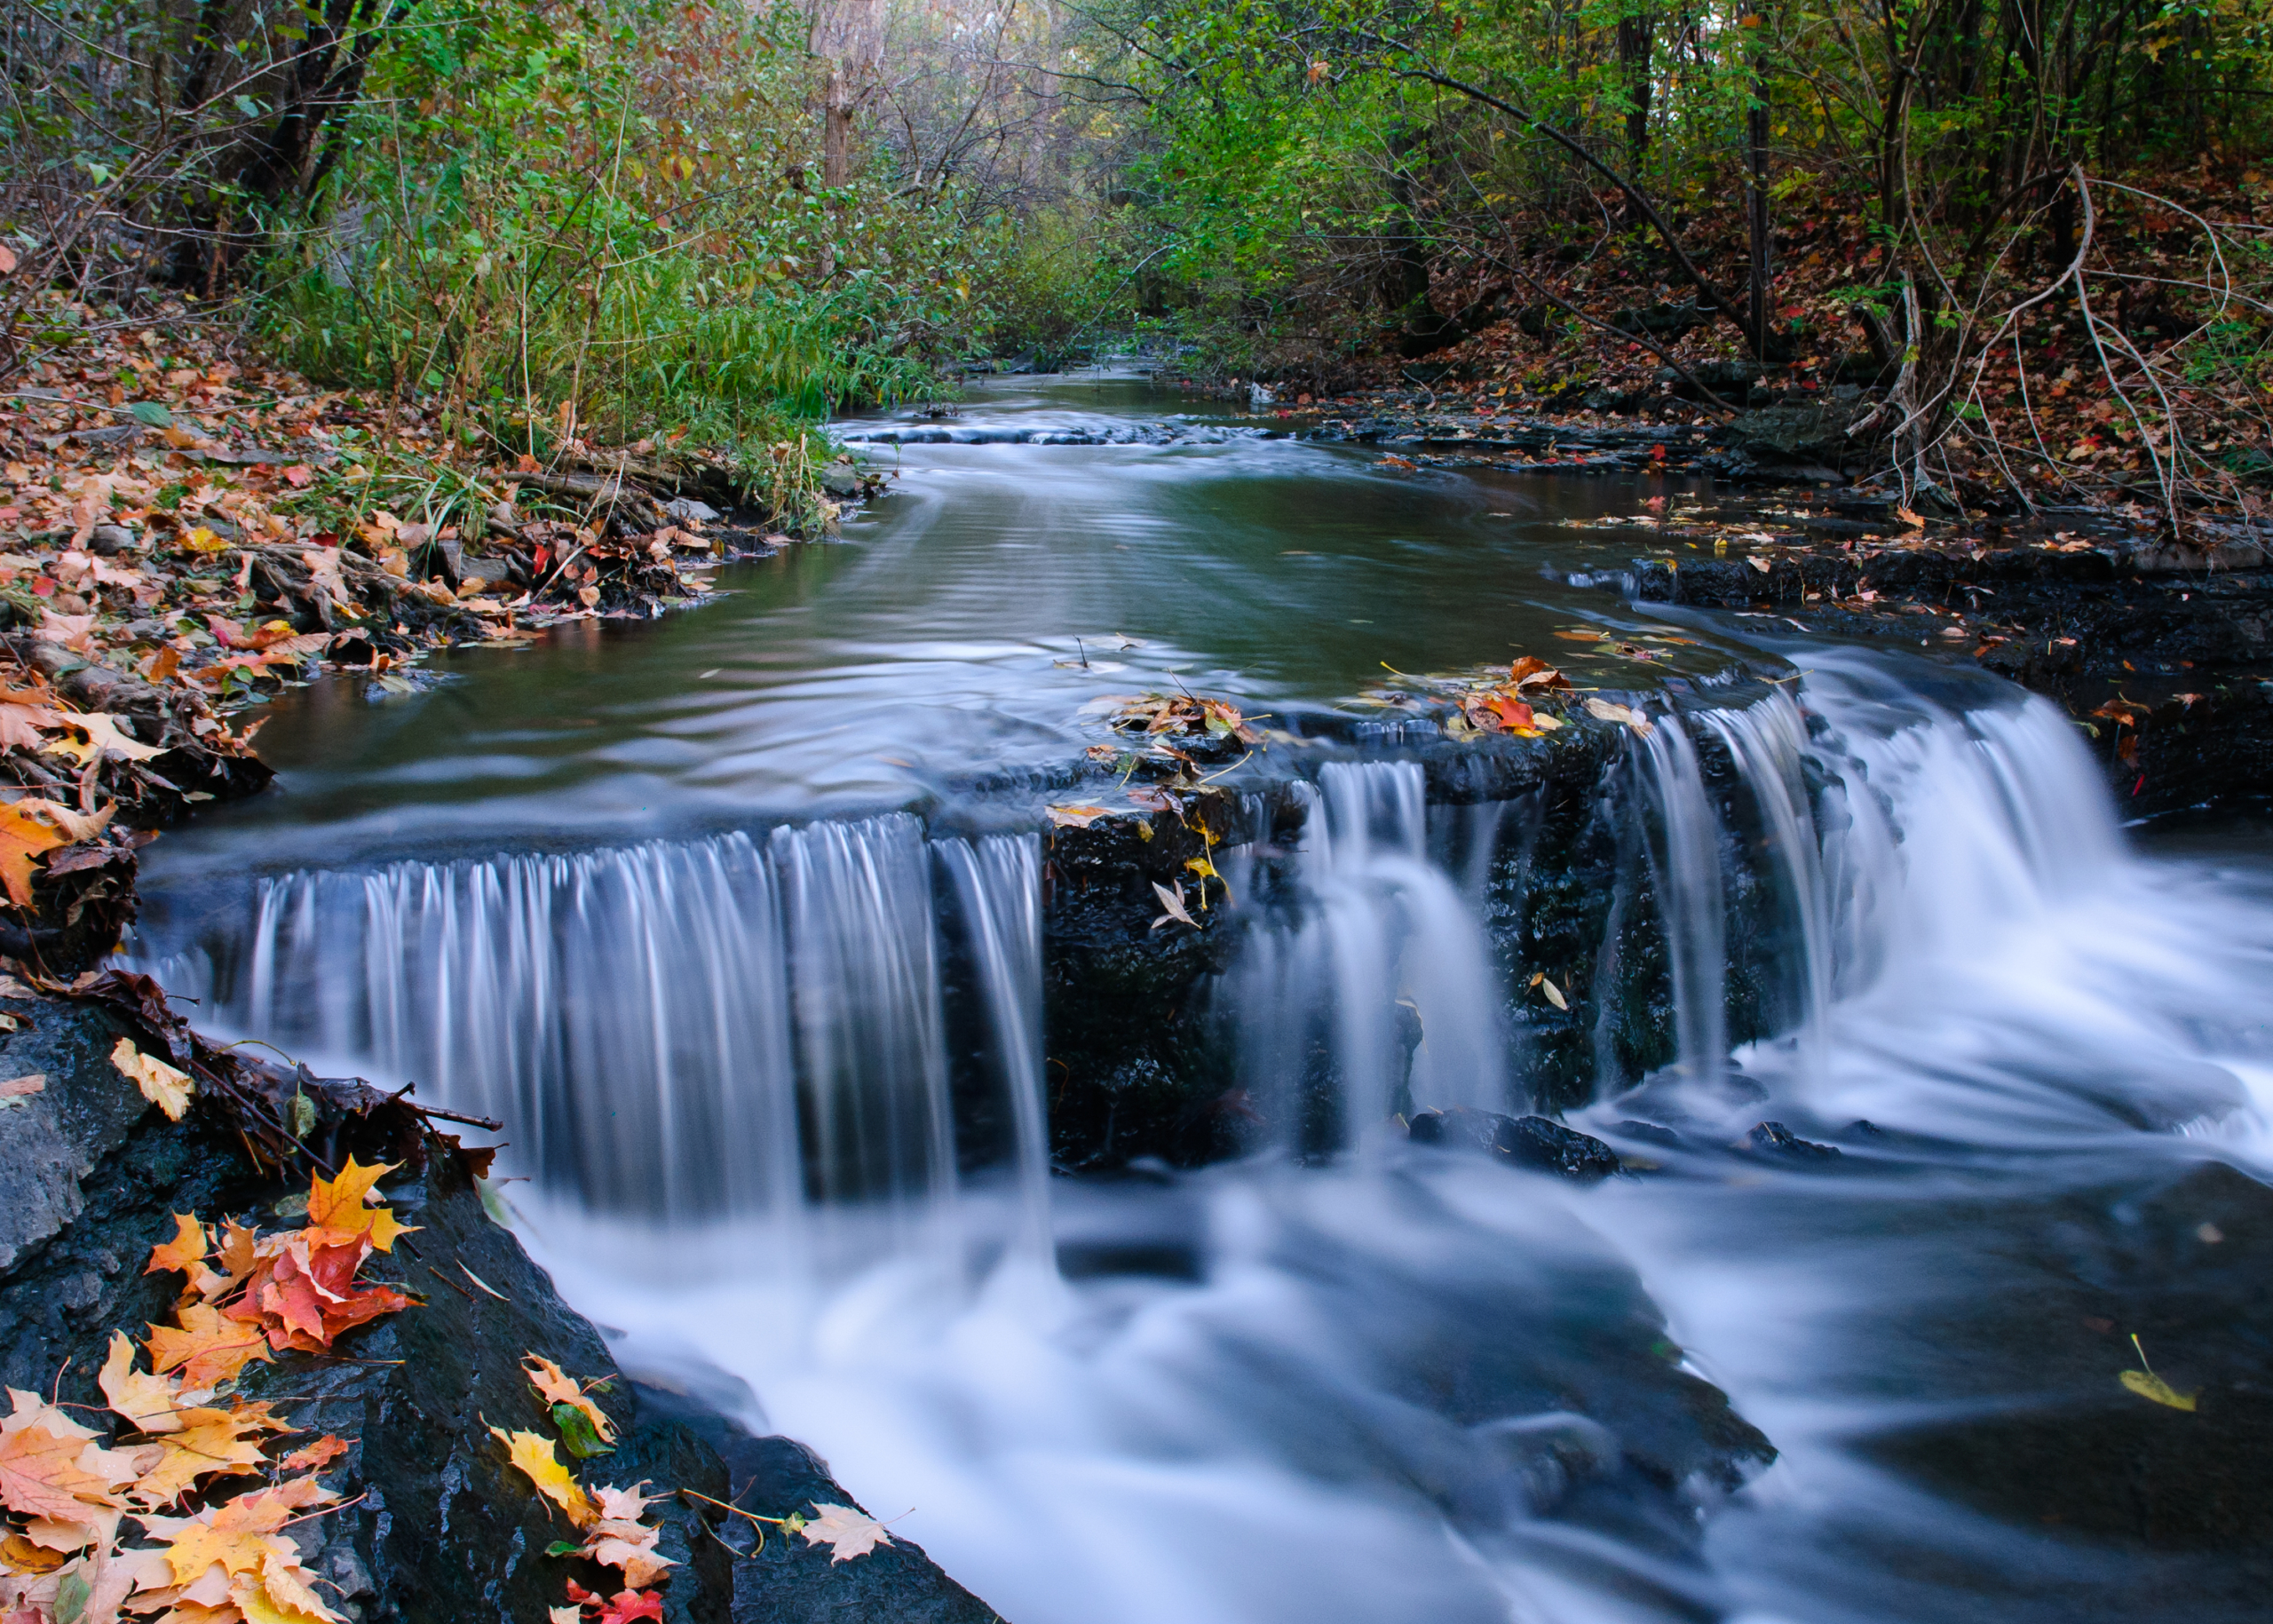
[{"xmin": 6, "ymin": 0, "xmax": 2273, "ymax": 521}]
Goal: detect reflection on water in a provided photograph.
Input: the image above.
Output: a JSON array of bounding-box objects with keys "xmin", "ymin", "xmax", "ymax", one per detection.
[{"xmin": 150, "ymin": 373, "xmax": 1724, "ymax": 867}]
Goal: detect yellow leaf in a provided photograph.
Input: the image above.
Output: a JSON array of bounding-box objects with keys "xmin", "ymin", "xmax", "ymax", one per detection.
[
  {"xmin": 2119, "ymin": 1368, "xmax": 2198, "ymax": 1411},
  {"xmin": 49, "ymin": 711, "xmax": 168, "ymax": 764},
  {"xmin": 147, "ymin": 1214, "xmax": 208, "ymax": 1277},
  {"xmin": 305, "ymin": 1157, "xmax": 414, "ymax": 1251},
  {"xmin": 113, "ymin": 1038, "xmax": 193, "ymax": 1121},
  {"xmin": 489, "ymin": 1427, "xmax": 595, "ymax": 1528},
  {"xmin": 146, "ymin": 1303, "xmax": 273, "ymax": 1390},
  {"xmin": 129, "ymin": 1403, "xmax": 280, "ymax": 1507},
  {"xmin": 100, "ymin": 1332, "xmax": 186, "ymax": 1434}
]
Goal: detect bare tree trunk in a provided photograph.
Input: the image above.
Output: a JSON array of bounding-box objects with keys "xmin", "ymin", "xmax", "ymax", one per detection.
[{"xmin": 823, "ymin": 62, "xmax": 855, "ymax": 187}]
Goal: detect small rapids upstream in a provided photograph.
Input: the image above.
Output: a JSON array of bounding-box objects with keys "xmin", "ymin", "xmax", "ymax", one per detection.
[{"xmin": 129, "ymin": 381, "xmax": 2273, "ymax": 1622}]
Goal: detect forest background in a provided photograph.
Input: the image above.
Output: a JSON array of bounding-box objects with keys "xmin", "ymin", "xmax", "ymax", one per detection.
[{"xmin": 5, "ymin": 0, "xmax": 2273, "ymax": 524}]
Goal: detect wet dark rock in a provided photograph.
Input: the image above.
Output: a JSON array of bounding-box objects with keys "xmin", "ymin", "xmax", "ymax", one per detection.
[
  {"xmin": 1620, "ymin": 539, "xmax": 2273, "ymax": 815},
  {"xmin": 1409, "ymin": 1108, "xmax": 1624, "ymax": 1183},
  {"xmin": 1707, "ymin": 401, "xmax": 1871, "ymax": 481},
  {"xmin": 632, "ymin": 1379, "xmax": 1004, "ymax": 1624},
  {"xmin": 1744, "ymin": 1120, "xmax": 1845, "ymax": 1162},
  {"xmin": 0, "ymin": 990, "xmax": 1002, "ymax": 1624},
  {"xmin": 1865, "ymin": 1160, "xmax": 2273, "ymax": 1561}
]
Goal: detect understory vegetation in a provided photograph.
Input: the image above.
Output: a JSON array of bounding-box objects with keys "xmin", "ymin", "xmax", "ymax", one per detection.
[{"xmin": 5, "ymin": 0, "xmax": 2272, "ymax": 527}]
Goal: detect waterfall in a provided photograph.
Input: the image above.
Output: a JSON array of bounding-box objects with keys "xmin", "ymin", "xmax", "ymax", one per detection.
[
  {"xmin": 142, "ymin": 817, "xmax": 1048, "ymax": 1230},
  {"xmin": 1234, "ymin": 761, "xmax": 1509, "ymax": 1150},
  {"xmin": 938, "ymin": 834, "xmax": 1053, "ymax": 1264},
  {"xmin": 1635, "ymin": 716, "xmax": 1728, "ymax": 1093}
]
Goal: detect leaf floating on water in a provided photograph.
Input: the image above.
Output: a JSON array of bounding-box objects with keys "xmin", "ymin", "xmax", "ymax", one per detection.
[
  {"xmin": 1582, "ymin": 698, "xmax": 1655, "ymax": 737},
  {"xmin": 2120, "ymin": 1335, "xmax": 2198, "ymax": 1411},
  {"xmin": 2119, "ymin": 1368, "xmax": 2195, "ymax": 1410},
  {"xmin": 797, "ymin": 1501, "xmax": 892, "ymax": 1563},
  {"xmin": 1045, "ymin": 804, "xmax": 1112, "ymax": 828}
]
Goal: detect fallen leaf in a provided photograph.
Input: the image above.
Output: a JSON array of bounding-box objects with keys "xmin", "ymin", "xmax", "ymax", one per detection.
[
  {"xmin": 146, "ymin": 1304, "xmax": 273, "ymax": 1390},
  {"xmin": 278, "ymin": 1436, "xmax": 351, "ymax": 1474},
  {"xmin": 797, "ymin": 1501, "xmax": 891, "ymax": 1563},
  {"xmin": 1581, "ymin": 698, "xmax": 1655, "ymax": 737},
  {"xmin": 99, "ymin": 1333, "xmax": 187, "ymax": 1434},
  {"xmin": 522, "ymin": 1355, "xmax": 617, "ymax": 1451},
  {"xmin": 490, "ymin": 1428, "xmax": 596, "ymax": 1529},
  {"xmin": 1539, "ymin": 977, "xmax": 1568, "ymax": 1011},
  {"xmin": 146, "ymin": 1215, "xmax": 208, "ymax": 1278},
  {"xmin": 48, "ymin": 712, "xmax": 167, "ymax": 764},
  {"xmin": 113, "ymin": 1038, "xmax": 193, "ymax": 1121},
  {"xmin": 127, "ymin": 1400, "xmax": 284, "ymax": 1507},
  {"xmin": 1149, "ymin": 880, "xmax": 1199, "ymax": 932},
  {"xmin": 306, "ymin": 1156, "xmax": 413, "ymax": 1251},
  {"xmin": 0, "ymin": 800, "xmax": 70, "ymax": 907},
  {"xmin": 0, "ymin": 1389, "xmax": 147, "ymax": 1524},
  {"xmin": 1045, "ymin": 804, "xmax": 1111, "ymax": 828}
]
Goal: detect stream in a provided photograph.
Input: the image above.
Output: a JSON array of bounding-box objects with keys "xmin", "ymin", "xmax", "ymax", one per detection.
[{"xmin": 128, "ymin": 376, "xmax": 2273, "ymax": 1622}]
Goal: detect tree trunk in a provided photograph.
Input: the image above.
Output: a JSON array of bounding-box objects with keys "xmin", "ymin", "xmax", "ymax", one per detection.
[{"xmin": 1619, "ymin": 12, "xmax": 1654, "ymax": 167}]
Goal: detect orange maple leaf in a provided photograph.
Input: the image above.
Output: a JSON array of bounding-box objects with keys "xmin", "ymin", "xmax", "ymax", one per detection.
[
  {"xmin": 0, "ymin": 800, "xmax": 69, "ymax": 907},
  {"xmin": 0, "ymin": 1388, "xmax": 150, "ymax": 1524},
  {"xmin": 305, "ymin": 1155, "xmax": 416, "ymax": 1252},
  {"xmin": 147, "ymin": 1303, "xmax": 274, "ymax": 1390}
]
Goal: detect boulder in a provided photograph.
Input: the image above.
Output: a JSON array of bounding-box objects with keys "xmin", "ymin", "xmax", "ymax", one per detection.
[{"xmin": 1409, "ymin": 1107, "xmax": 1624, "ymax": 1182}]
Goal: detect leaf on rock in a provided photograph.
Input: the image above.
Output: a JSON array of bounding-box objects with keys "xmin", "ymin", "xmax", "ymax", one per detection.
[
  {"xmin": 2120, "ymin": 1335, "xmax": 2198, "ymax": 1412},
  {"xmin": 0, "ymin": 800, "xmax": 70, "ymax": 907},
  {"xmin": 306, "ymin": 1157, "xmax": 414, "ymax": 1251},
  {"xmin": 1045, "ymin": 804, "xmax": 1111, "ymax": 828},
  {"xmin": 127, "ymin": 1400, "xmax": 285, "ymax": 1507},
  {"xmin": 1581, "ymin": 698, "xmax": 1654, "ymax": 737},
  {"xmin": 278, "ymin": 1435, "xmax": 352, "ymax": 1475},
  {"xmin": 100, "ymin": 1332, "xmax": 187, "ymax": 1434},
  {"xmin": 1149, "ymin": 880, "xmax": 1198, "ymax": 932},
  {"xmin": 46, "ymin": 711, "xmax": 167, "ymax": 764},
  {"xmin": 0, "ymin": 1389, "xmax": 146, "ymax": 1524},
  {"xmin": 490, "ymin": 1428, "xmax": 596, "ymax": 1529},
  {"xmin": 146, "ymin": 1215, "xmax": 208, "ymax": 1279},
  {"xmin": 147, "ymin": 1304, "xmax": 273, "ymax": 1390},
  {"xmin": 796, "ymin": 1501, "xmax": 891, "ymax": 1563},
  {"xmin": 113, "ymin": 1038, "xmax": 194, "ymax": 1121},
  {"xmin": 523, "ymin": 1355, "xmax": 617, "ymax": 1448}
]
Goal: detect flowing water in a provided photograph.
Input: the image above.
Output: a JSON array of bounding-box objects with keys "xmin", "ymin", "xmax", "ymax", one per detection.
[{"xmin": 129, "ymin": 375, "xmax": 2273, "ymax": 1621}]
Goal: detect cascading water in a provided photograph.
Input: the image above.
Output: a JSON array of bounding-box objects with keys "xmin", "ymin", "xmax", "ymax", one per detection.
[
  {"xmin": 116, "ymin": 372, "xmax": 2273, "ymax": 1623},
  {"xmin": 1233, "ymin": 760, "xmax": 1510, "ymax": 1148},
  {"xmin": 136, "ymin": 818, "xmax": 1049, "ymax": 1234}
]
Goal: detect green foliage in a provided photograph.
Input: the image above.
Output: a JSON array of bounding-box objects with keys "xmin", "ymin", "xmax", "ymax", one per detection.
[{"xmin": 254, "ymin": 0, "xmax": 973, "ymax": 492}]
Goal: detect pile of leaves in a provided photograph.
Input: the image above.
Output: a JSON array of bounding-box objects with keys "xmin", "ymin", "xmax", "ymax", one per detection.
[
  {"xmin": 0, "ymin": 1156, "xmax": 413, "ymax": 1623},
  {"xmin": 0, "ymin": 293, "xmax": 796, "ymax": 741},
  {"xmin": 1439, "ymin": 655, "xmax": 1572, "ymax": 740},
  {"xmin": 1092, "ymin": 692, "xmax": 1261, "ymax": 751}
]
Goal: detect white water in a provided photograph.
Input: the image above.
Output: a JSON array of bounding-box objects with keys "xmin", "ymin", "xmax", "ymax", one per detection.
[{"xmin": 131, "ymin": 648, "xmax": 2273, "ymax": 1622}]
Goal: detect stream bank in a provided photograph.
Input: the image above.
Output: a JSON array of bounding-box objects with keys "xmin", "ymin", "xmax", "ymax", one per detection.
[{"xmin": 0, "ymin": 973, "xmax": 1003, "ymax": 1623}]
